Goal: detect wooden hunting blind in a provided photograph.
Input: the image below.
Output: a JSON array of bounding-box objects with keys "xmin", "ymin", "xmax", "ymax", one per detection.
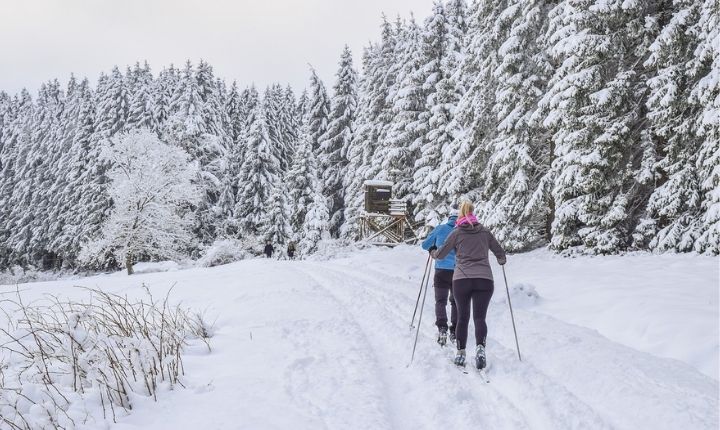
[
  {"xmin": 360, "ymin": 180, "xmax": 419, "ymax": 246},
  {"xmin": 364, "ymin": 180, "xmax": 393, "ymax": 214}
]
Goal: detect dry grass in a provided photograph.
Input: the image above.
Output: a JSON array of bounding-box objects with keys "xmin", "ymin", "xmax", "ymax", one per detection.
[{"xmin": 0, "ymin": 285, "xmax": 212, "ymax": 429}]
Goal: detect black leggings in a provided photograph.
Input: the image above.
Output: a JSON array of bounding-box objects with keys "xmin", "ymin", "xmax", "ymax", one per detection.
[
  {"xmin": 433, "ymin": 269, "xmax": 457, "ymax": 330},
  {"xmin": 453, "ymin": 278, "xmax": 494, "ymax": 350}
]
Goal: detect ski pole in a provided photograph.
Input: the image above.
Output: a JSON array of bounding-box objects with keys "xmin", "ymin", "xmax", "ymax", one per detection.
[
  {"xmin": 502, "ymin": 265, "xmax": 522, "ymax": 361},
  {"xmin": 410, "ymin": 253, "xmax": 432, "ymax": 329},
  {"xmin": 409, "ymin": 259, "xmax": 433, "ymax": 365}
]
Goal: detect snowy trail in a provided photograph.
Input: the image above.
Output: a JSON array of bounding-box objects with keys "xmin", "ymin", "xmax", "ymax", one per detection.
[
  {"xmin": 277, "ymin": 271, "xmax": 396, "ymax": 430},
  {"xmin": 297, "ymin": 257, "xmax": 718, "ymax": 430},
  {"xmin": 3, "ymin": 246, "xmax": 717, "ymax": 429},
  {"xmin": 294, "ymin": 263, "xmax": 531, "ymax": 430},
  {"xmin": 113, "ymin": 261, "xmax": 397, "ymax": 430},
  {"xmin": 300, "ymin": 262, "xmax": 616, "ymax": 430}
]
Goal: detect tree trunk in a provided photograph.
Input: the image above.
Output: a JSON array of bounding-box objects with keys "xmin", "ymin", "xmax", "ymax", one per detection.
[
  {"xmin": 126, "ymin": 254, "xmax": 134, "ymax": 275},
  {"xmin": 546, "ymin": 138, "xmax": 556, "ymax": 243}
]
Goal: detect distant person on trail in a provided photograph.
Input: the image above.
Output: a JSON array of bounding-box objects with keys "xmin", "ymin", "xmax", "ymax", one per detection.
[
  {"xmin": 264, "ymin": 241, "xmax": 274, "ymax": 258},
  {"xmin": 421, "ymin": 208, "xmax": 459, "ymax": 347},
  {"xmin": 287, "ymin": 242, "xmax": 296, "ymax": 259},
  {"xmin": 431, "ymin": 201, "xmax": 506, "ymax": 370}
]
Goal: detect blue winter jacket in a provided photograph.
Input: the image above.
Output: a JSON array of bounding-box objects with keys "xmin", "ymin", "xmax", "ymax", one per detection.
[{"xmin": 421, "ymin": 216, "xmax": 457, "ymax": 270}]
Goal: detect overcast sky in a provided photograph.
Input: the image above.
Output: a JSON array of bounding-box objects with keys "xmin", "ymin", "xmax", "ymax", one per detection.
[{"xmin": 0, "ymin": 0, "xmax": 436, "ymax": 96}]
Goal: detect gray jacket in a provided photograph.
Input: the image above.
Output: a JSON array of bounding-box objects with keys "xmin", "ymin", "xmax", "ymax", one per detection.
[{"xmin": 432, "ymin": 223, "xmax": 506, "ymax": 281}]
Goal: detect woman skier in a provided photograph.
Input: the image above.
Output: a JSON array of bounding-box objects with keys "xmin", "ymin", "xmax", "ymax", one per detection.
[{"xmin": 431, "ymin": 201, "xmax": 506, "ymax": 369}]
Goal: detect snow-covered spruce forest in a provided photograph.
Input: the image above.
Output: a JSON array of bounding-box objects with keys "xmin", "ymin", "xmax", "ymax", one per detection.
[{"xmin": 0, "ymin": 0, "xmax": 718, "ymax": 272}]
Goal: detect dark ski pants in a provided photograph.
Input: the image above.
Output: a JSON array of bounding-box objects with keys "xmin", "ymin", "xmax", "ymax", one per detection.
[
  {"xmin": 453, "ymin": 278, "xmax": 494, "ymax": 350},
  {"xmin": 433, "ymin": 269, "xmax": 457, "ymax": 331}
]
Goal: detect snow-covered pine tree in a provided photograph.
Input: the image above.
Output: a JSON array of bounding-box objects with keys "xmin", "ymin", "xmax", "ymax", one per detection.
[
  {"xmin": 196, "ymin": 60, "xmax": 228, "ymax": 140},
  {"xmin": 0, "ymin": 91, "xmax": 9, "ymax": 158},
  {"xmin": 72, "ymin": 78, "xmax": 114, "ymax": 265},
  {"xmin": 240, "ymin": 85, "xmax": 260, "ymax": 119},
  {"xmin": 306, "ymin": 68, "xmax": 330, "ymax": 153},
  {"xmin": 234, "ymin": 101, "xmax": 281, "ymax": 237},
  {"xmin": 264, "ymin": 182, "xmax": 292, "ymax": 246},
  {"xmin": 432, "ymin": 0, "xmax": 469, "ymax": 212},
  {"xmin": 263, "ymin": 84, "xmax": 294, "ymax": 172},
  {"xmin": 691, "ymin": 0, "xmax": 720, "ymax": 254},
  {"xmin": 225, "ymin": 82, "xmax": 246, "ymax": 145},
  {"xmin": 166, "ymin": 61, "xmax": 206, "ymax": 144},
  {"xmin": 342, "ymin": 18, "xmax": 398, "ymax": 239},
  {"xmin": 153, "ymin": 65, "xmax": 179, "ymax": 128},
  {"xmin": 44, "ymin": 76, "xmax": 83, "ymax": 267},
  {"xmin": 476, "ymin": 0, "xmax": 554, "ymax": 251},
  {"xmin": 0, "ymin": 93, "xmax": 20, "ymax": 266},
  {"xmin": 7, "ymin": 79, "xmax": 70, "ymax": 268},
  {"xmin": 318, "ymin": 45, "xmax": 357, "ymax": 237},
  {"xmin": 342, "ymin": 46, "xmax": 379, "ymax": 240},
  {"xmin": 46, "ymin": 78, "xmax": 100, "ymax": 267},
  {"xmin": 411, "ymin": 1, "xmax": 454, "ymax": 226},
  {"xmin": 633, "ymin": 0, "xmax": 705, "ymax": 252},
  {"xmin": 165, "ymin": 60, "xmax": 225, "ymax": 245},
  {"xmin": 283, "ymin": 85, "xmax": 301, "ymax": 147},
  {"xmin": 287, "ymin": 120, "xmax": 320, "ymax": 239},
  {"xmin": 215, "ymin": 77, "xmax": 232, "ymax": 142},
  {"xmin": 281, "ymin": 86, "xmax": 300, "ymax": 166},
  {"xmin": 9, "ymin": 80, "xmax": 65, "ymax": 267},
  {"xmin": 0, "ymin": 90, "xmax": 34, "ymax": 267},
  {"xmin": 299, "ymin": 186, "xmax": 331, "ymax": 256},
  {"xmin": 365, "ymin": 15, "xmax": 401, "ymax": 183},
  {"xmin": 216, "ymin": 81, "xmax": 246, "ymax": 236},
  {"xmin": 439, "ymin": 0, "xmax": 509, "ymax": 210},
  {"xmin": 296, "ymin": 88, "xmax": 310, "ymax": 121},
  {"xmin": 79, "ymin": 129, "xmax": 201, "ymax": 273},
  {"xmin": 127, "ymin": 61, "xmax": 155, "ymax": 130},
  {"xmin": 372, "ymin": 16, "xmax": 420, "ymax": 201},
  {"xmin": 94, "ymin": 66, "xmax": 130, "ymax": 139},
  {"xmin": 536, "ymin": 0, "xmax": 660, "ymax": 253}
]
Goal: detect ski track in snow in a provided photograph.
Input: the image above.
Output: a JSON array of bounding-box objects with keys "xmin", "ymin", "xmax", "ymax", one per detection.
[
  {"xmin": 294, "ymin": 264, "xmax": 525, "ymax": 430},
  {"xmin": 300, "ymin": 262, "xmax": 615, "ymax": 430},
  {"xmin": 278, "ymin": 273, "xmax": 395, "ymax": 430},
  {"xmin": 299, "ymin": 258, "xmax": 718, "ymax": 430}
]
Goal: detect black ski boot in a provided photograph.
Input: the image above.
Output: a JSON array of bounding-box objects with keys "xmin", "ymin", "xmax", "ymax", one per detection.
[
  {"xmin": 454, "ymin": 349, "xmax": 466, "ymax": 367},
  {"xmin": 475, "ymin": 344, "xmax": 487, "ymax": 370},
  {"xmin": 437, "ymin": 327, "xmax": 448, "ymax": 347},
  {"xmin": 448, "ymin": 326, "xmax": 456, "ymax": 344}
]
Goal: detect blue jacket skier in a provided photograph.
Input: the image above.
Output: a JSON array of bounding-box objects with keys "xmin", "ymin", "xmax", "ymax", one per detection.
[{"xmin": 421, "ymin": 209, "xmax": 459, "ymax": 346}]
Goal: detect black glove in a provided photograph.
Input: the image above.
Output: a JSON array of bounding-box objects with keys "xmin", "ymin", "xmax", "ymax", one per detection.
[{"xmin": 428, "ymin": 245, "xmax": 437, "ymax": 253}]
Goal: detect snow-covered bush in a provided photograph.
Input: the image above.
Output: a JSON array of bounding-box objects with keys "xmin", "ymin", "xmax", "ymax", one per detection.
[
  {"xmin": 0, "ymin": 287, "xmax": 212, "ymax": 428},
  {"xmin": 198, "ymin": 238, "xmax": 249, "ymax": 267},
  {"xmin": 299, "ymin": 192, "xmax": 331, "ymax": 256},
  {"xmin": 132, "ymin": 260, "xmax": 184, "ymax": 274},
  {"xmin": 305, "ymin": 239, "xmax": 373, "ymax": 261}
]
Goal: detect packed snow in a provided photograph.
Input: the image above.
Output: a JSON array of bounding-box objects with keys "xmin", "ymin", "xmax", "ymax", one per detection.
[{"xmin": 1, "ymin": 245, "xmax": 717, "ymax": 429}]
